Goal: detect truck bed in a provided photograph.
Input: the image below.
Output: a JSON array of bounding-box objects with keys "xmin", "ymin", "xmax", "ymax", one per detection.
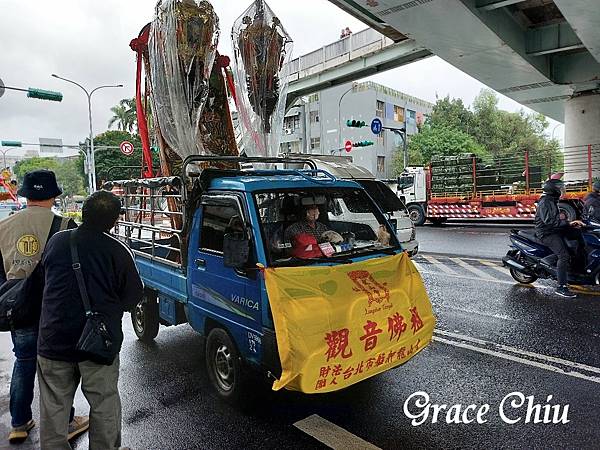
[{"xmin": 131, "ymin": 242, "xmax": 188, "ymax": 304}]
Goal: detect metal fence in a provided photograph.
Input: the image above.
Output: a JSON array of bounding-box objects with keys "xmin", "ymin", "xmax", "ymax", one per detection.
[{"xmin": 287, "ymin": 28, "xmax": 395, "ymax": 79}]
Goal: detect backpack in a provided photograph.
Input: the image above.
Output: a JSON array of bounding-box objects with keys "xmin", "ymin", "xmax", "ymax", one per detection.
[{"xmin": 0, "ymin": 215, "xmax": 63, "ymax": 331}]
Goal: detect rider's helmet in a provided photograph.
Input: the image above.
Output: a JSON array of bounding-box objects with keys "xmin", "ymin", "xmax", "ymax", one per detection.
[
  {"xmin": 542, "ymin": 179, "xmax": 564, "ymax": 198},
  {"xmin": 593, "ymin": 180, "xmax": 600, "ymax": 192}
]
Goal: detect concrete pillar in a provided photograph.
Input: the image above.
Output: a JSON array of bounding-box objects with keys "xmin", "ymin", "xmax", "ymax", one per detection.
[{"xmin": 563, "ymin": 92, "xmax": 600, "ymax": 182}]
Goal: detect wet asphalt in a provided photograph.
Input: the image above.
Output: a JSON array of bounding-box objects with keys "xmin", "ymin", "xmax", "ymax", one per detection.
[{"xmin": 1, "ymin": 222, "xmax": 599, "ymax": 449}]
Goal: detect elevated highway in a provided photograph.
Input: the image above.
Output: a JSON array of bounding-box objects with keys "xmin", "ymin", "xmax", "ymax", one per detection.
[{"xmin": 318, "ymin": 0, "xmax": 600, "ymax": 178}]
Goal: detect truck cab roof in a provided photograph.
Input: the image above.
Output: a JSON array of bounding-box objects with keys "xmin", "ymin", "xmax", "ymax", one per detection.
[{"xmin": 203, "ymin": 170, "xmax": 362, "ymax": 192}]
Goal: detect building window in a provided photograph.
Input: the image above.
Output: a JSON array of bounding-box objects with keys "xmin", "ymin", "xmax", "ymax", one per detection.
[
  {"xmin": 407, "ymin": 109, "xmax": 416, "ymax": 122},
  {"xmin": 377, "ymin": 131, "xmax": 385, "ymax": 146},
  {"xmin": 376, "ymin": 100, "xmax": 385, "ymax": 118},
  {"xmin": 283, "ymin": 115, "xmax": 300, "ymax": 132},
  {"xmin": 309, "ymin": 111, "xmax": 319, "ymax": 123},
  {"xmin": 310, "ymin": 137, "xmax": 320, "ymax": 150},
  {"xmin": 394, "ymin": 105, "xmax": 405, "ymax": 123},
  {"xmin": 377, "ymin": 156, "xmax": 385, "ymax": 174}
]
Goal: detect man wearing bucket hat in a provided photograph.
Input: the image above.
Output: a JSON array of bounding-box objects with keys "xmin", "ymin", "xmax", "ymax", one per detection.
[{"xmin": 0, "ymin": 170, "xmax": 88, "ymax": 444}]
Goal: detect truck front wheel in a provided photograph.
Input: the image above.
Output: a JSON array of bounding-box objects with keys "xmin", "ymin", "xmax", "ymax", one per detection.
[
  {"xmin": 131, "ymin": 292, "xmax": 159, "ymax": 343},
  {"xmin": 408, "ymin": 204, "xmax": 426, "ymax": 226},
  {"xmin": 206, "ymin": 328, "xmax": 246, "ymax": 403}
]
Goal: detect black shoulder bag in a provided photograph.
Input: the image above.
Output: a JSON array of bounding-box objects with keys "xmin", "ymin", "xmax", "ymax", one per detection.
[
  {"xmin": 70, "ymin": 230, "xmax": 116, "ymax": 365},
  {"xmin": 0, "ymin": 215, "xmax": 63, "ymax": 331}
]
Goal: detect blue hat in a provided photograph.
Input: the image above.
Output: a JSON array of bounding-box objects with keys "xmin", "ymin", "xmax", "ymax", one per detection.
[{"xmin": 17, "ymin": 170, "xmax": 62, "ymax": 200}]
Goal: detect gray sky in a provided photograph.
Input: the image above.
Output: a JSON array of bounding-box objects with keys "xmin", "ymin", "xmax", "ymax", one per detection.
[{"xmin": 0, "ymin": 0, "xmax": 563, "ymax": 160}]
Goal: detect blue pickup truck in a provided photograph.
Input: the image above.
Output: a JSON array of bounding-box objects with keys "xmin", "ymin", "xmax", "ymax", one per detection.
[{"xmin": 108, "ymin": 156, "xmax": 412, "ymax": 401}]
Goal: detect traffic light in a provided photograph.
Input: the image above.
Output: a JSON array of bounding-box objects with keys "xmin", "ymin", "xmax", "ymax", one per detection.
[
  {"xmin": 353, "ymin": 141, "xmax": 374, "ymax": 147},
  {"xmin": 27, "ymin": 88, "xmax": 63, "ymax": 102},
  {"xmin": 346, "ymin": 119, "xmax": 366, "ymax": 128},
  {"xmin": 1, "ymin": 140, "xmax": 22, "ymax": 147}
]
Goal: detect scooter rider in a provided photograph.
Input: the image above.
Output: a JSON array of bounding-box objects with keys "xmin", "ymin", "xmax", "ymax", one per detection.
[
  {"xmin": 534, "ymin": 176, "xmax": 584, "ymax": 298},
  {"xmin": 583, "ymin": 180, "xmax": 600, "ymax": 221}
]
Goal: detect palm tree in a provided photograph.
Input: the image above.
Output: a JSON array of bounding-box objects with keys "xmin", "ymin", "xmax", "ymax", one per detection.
[{"xmin": 108, "ymin": 98, "xmax": 137, "ymax": 132}]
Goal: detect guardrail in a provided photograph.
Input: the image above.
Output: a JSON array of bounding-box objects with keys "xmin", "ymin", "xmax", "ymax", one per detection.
[{"xmin": 287, "ymin": 28, "xmax": 396, "ymax": 82}]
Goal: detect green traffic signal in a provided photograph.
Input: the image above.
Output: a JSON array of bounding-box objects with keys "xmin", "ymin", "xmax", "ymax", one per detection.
[
  {"xmin": 352, "ymin": 140, "xmax": 374, "ymax": 147},
  {"xmin": 1, "ymin": 140, "xmax": 22, "ymax": 147},
  {"xmin": 346, "ymin": 119, "xmax": 366, "ymax": 128},
  {"xmin": 27, "ymin": 88, "xmax": 63, "ymax": 102}
]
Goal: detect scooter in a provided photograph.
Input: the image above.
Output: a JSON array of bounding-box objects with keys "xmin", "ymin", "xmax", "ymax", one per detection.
[{"xmin": 502, "ymin": 221, "xmax": 600, "ymax": 285}]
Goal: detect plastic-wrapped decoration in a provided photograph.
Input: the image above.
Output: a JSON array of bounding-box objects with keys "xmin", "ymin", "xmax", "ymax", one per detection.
[
  {"xmin": 231, "ymin": 0, "xmax": 293, "ymax": 158},
  {"xmin": 149, "ymin": 0, "xmax": 219, "ymax": 160}
]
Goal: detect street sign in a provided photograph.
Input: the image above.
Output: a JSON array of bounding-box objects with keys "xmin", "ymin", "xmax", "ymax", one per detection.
[
  {"xmin": 371, "ymin": 118, "xmax": 382, "ymax": 135},
  {"xmin": 119, "ymin": 141, "xmax": 134, "ymax": 156},
  {"xmin": 39, "ymin": 138, "xmax": 63, "ymax": 154},
  {"xmin": 344, "ymin": 140, "xmax": 353, "ymax": 153}
]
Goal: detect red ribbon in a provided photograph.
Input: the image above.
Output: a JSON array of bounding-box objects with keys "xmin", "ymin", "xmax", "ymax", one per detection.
[{"xmin": 130, "ymin": 24, "xmax": 153, "ymax": 178}]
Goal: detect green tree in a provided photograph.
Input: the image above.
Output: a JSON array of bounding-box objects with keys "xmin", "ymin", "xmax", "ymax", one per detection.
[
  {"xmin": 78, "ymin": 130, "xmax": 160, "ymax": 183},
  {"xmin": 13, "ymin": 157, "xmax": 85, "ymax": 197},
  {"xmin": 406, "ymin": 89, "xmax": 561, "ymax": 175},
  {"xmin": 54, "ymin": 159, "xmax": 86, "ymax": 197},
  {"xmin": 13, "ymin": 157, "xmax": 59, "ymax": 181},
  {"xmin": 402, "ymin": 125, "xmax": 487, "ymax": 172},
  {"xmin": 108, "ymin": 98, "xmax": 137, "ymax": 132},
  {"xmin": 427, "ymin": 95, "xmax": 475, "ymax": 134}
]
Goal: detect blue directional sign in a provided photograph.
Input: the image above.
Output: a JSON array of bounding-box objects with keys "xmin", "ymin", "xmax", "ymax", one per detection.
[{"xmin": 371, "ymin": 118, "xmax": 382, "ymax": 135}]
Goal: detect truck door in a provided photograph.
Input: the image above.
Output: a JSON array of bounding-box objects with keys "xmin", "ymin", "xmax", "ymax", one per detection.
[{"xmin": 189, "ymin": 194, "xmax": 262, "ymax": 360}]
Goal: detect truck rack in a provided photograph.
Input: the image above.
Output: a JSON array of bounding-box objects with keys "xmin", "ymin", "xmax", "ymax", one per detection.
[{"xmin": 105, "ymin": 155, "xmax": 325, "ymax": 269}]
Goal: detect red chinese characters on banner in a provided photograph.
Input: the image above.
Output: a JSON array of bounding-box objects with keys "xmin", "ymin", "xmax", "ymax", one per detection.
[
  {"xmin": 324, "ymin": 328, "xmax": 353, "ymax": 361},
  {"xmin": 359, "ymin": 320, "xmax": 383, "ymax": 351},
  {"xmin": 410, "ymin": 307, "xmax": 424, "ymax": 334},
  {"xmin": 387, "ymin": 312, "xmax": 407, "ymax": 341},
  {"xmin": 314, "ymin": 338, "xmax": 423, "ymax": 390}
]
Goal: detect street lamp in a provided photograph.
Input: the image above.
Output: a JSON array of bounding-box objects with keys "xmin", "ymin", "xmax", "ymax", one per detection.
[
  {"xmin": 1, "ymin": 147, "xmax": 14, "ymax": 169},
  {"xmin": 51, "ymin": 74, "xmax": 123, "ymax": 193}
]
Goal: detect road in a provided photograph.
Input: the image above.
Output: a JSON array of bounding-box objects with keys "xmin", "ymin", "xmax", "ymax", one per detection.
[{"xmin": 1, "ymin": 223, "xmax": 600, "ymax": 449}]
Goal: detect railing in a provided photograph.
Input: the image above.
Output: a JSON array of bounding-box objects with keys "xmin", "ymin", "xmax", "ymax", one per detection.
[
  {"xmin": 287, "ymin": 28, "xmax": 395, "ymax": 81},
  {"xmin": 105, "ymin": 178, "xmax": 185, "ymax": 269},
  {"xmin": 428, "ymin": 145, "xmax": 600, "ymax": 201}
]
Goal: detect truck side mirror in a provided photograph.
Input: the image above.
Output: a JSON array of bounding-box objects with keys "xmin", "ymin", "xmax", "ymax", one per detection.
[{"xmin": 223, "ymin": 232, "xmax": 250, "ymax": 268}]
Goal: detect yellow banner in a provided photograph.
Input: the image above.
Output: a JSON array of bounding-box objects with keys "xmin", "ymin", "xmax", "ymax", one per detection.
[{"xmin": 264, "ymin": 253, "xmax": 435, "ymax": 393}]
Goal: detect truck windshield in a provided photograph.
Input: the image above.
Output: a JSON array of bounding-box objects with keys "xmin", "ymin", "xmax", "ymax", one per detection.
[{"xmin": 254, "ymin": 188, "xmax": 400, "ymax": 266}]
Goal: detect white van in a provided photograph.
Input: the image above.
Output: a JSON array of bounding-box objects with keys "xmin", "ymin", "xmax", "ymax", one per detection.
[{"xmin": 284, "ymin": 155, "xmax": 418, "ymax": 256}]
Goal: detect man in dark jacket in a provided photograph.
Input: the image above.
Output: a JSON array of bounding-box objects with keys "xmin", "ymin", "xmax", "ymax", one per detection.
[
  {"xmin": 36, "ymin": 190, "xmax": 143, "ymax": 450},
  {"xmin": 535, "ymin": 178, "xmax": 584, "ymax": 298},
  {"xmin": 0, "ymin": 170, "xmax": 87, "ymax": 444},
  {"xmin": 583, "ymin": 181, "xmax": 600, "ymax": 221}
]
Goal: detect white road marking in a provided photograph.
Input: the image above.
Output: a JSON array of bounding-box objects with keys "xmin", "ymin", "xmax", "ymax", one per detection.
[
  {"xmin": 478, "ymin": 259, "xmax": 510, "ymax": 277},
  {"xmin": 418, "ymin": 269, "xmax": 517, "ymax": 286},
  {"xmin": 435, "ymin": 329, "xmax": 600, "ymax": 375},
  {"xmin": 412, "ymin": 261, "xmax": 424, "ymax": 271},
  {"xmin": 449, "ymin": 257, "xmax": 496, "ymax": 281},
  {"xmin": 421, "ymin": 255, "xmax": 458, "ymax": 275},
  {"xmin": 433, "ymin": 336, "xmax": 600, "ymax": 385},
  {"xmin": 294, "ymin": 414, "xmax": 381, "ymax": 450}
]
